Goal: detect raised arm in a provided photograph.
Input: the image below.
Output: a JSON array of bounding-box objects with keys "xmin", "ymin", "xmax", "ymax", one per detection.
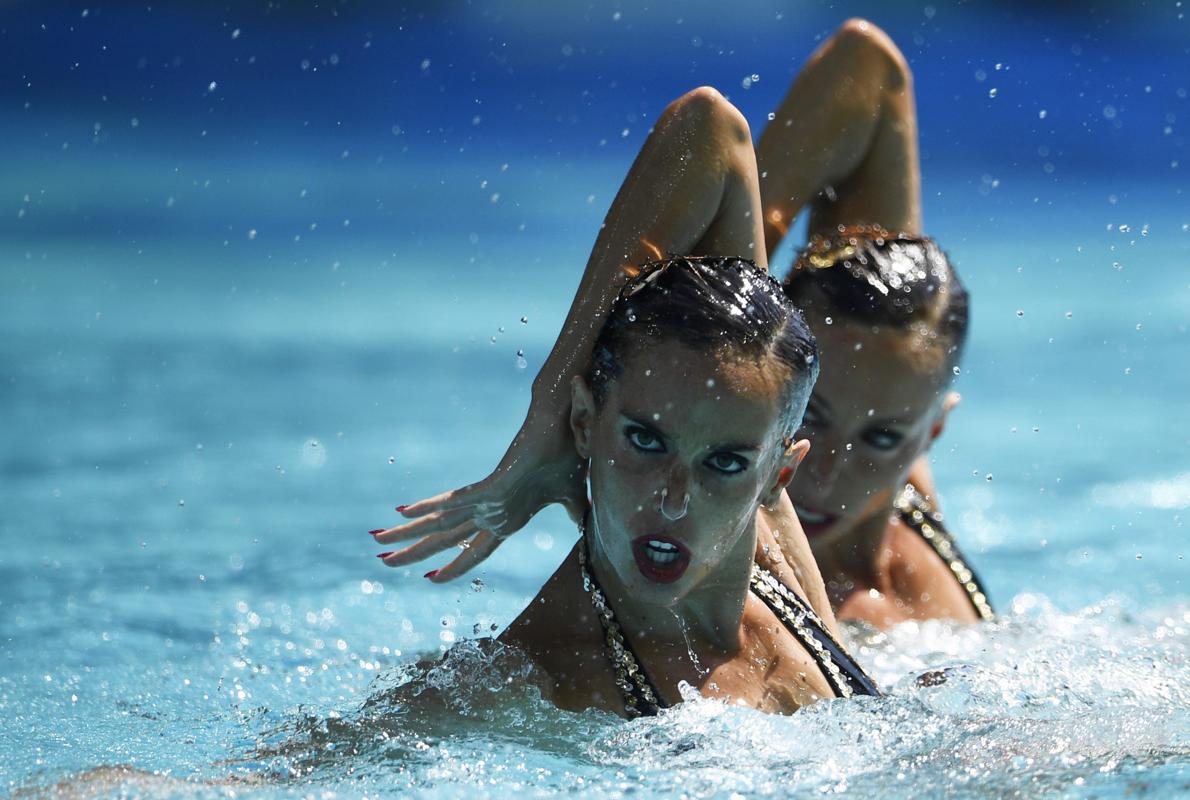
[
  {"xmin": 375, "ymin": 87, "xmax": 766, "ymax": 580},
  {"xmin": 757, "ymin": 17, "xmax": 921, "ymax": 258}
]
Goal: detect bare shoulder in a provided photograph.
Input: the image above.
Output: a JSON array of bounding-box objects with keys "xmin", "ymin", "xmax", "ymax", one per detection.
[
  {"xmin": 879, "ymin": 519, "xmax": 979, "ymax": 623},
  {"xmin": 499, "ymin": 545, "xmax": 624, "ymax": 714},
  {"xmin": 732, "ymin": 593, "xmax": 838, "ymax": 711}
]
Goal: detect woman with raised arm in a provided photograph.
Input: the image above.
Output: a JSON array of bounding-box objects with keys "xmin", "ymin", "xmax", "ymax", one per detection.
[
  {"xmin": 756, "ymin": 18, "xmax": 992, "ymax": 627},
  {"xmin": 373, "ymin": 87, "xmax": 878, "ymax": 715}
]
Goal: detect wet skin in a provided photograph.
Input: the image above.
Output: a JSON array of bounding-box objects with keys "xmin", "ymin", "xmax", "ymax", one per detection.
[
  {"xmin": 501, "ymin": 339, "xmax": 843, "ymax": 715},
  {"xmin": 788, "ymin": 298, "xmax": 978, "ymax": 626}
]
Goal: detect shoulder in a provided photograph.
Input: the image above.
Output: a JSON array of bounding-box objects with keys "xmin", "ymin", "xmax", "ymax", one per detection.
[
  {"xmin": 879, "ymin": 518, "xmax": 979, "ymax": 623},
  {"xmin": 499, "ymin": 545, "xmax": 625, "ymax": 714},
  {"xmin": 734, "ymin": 592, "xmax": 838, "ymax": 710}
]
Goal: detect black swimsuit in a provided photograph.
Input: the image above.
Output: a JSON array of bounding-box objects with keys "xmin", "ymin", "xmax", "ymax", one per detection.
[{"xmin": 894, "ymin": 483, "xmax": 995, "ymax": 621}]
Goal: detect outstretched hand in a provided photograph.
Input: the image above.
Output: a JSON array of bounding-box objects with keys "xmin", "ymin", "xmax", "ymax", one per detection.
[{"xmin": 372, "ymin": 409, "xmax": 588, "ymax": 582}]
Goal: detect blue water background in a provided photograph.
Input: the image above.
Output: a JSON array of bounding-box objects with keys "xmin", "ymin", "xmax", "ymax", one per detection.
[{"xmin": 1, "ymin": 1, "xmax": 1187, "ymax": 795}]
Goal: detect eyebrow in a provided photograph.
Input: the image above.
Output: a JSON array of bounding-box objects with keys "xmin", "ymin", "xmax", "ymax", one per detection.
[{"xmin": 620, "ymin": 413, "xmax": 762, "ymax": 453}]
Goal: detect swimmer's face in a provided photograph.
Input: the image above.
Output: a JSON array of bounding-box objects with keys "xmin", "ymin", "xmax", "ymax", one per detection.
[
  {"xmin": 787, "ymin": 305, "xmax": 956, "ymax": 546},
  {"xmin": 570, "ymin": 338, "xmax": 809, "ymax": 606}
]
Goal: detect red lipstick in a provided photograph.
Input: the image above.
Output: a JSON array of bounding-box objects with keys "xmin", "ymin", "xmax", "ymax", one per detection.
[
  {"xmin": 631, "ymin": 535, "xmax": 691, "ymax": 584},
  {"xmin": 794, "ymin": 504, "xmax": 839, "ymax": 537}
]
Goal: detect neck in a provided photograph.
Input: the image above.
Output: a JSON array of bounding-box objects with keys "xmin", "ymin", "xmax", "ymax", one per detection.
[
  {"xmin": 811, "ymin": 505, "xmax": 891, "ymax": 593},
  {"xmin": 583, "ymin": 515, "xmax": 754, "ymax": 655}
]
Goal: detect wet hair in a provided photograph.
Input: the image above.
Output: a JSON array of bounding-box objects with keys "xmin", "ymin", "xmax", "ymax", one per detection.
[
  {"xmin": 588, "ymin": 255, "xmax": 819, "ymax": 437},
  {"xmin": 784, "ymin": 226, "xmax": 969, "ymax": 372}
]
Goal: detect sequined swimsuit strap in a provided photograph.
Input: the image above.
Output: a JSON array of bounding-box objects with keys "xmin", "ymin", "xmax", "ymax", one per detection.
[
  {"xmin": 749, "ymin": 565, "xmax": 881, "ymax": 698},
  {"xmin": 894, "ymin": 483, "xmax": 995, "ymax": 621},
  {"xmin": 577, "ymin": 541, "xmax": 668, "ymax": 718}
]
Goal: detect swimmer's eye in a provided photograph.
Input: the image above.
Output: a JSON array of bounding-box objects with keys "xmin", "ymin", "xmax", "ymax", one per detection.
[
  {"xmin": 625, "ymin": 426, "xmax": 665, "ymax": 453},
  {"xmin": 801, "ymin": 399, "xmax": 826, "ymax": 429},
  {"xmin": 862, "ymin": 428, "xmax": 904, "ymax": 450},
  {"xmin": 705, "ymin": 452, "xmax": 748, "ymax": 475}
]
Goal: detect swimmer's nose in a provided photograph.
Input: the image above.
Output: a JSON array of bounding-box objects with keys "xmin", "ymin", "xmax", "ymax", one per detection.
[
  {"xmin": 658, "ymin": 466, "xmax": 691, "ymax": 521},
  {"xmin": 807, "ymin": 442, "xmax": 847, "ymax": 494}
]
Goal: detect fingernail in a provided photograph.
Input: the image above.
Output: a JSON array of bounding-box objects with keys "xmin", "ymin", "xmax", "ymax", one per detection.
[
  {"xmin": 424, "ymin": 569, "xmax": 439, "ymax": 579},
  {"xmin": 396, "ymin": 504, "xmax": 409, "ymax": 513},
  {"xmin": 376, "ymin": 552, "xmax": 394, "ymax": 559},
  {"xmin": 368, "ymin": 529, "xmax": 385, "ymax": 536}
]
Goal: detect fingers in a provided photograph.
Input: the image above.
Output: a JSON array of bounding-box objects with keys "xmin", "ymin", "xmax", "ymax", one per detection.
[
  {"xmin": 426, "ymin": 531, "xmax": 504, "ymax": 583},
  {"xmin": 372, "ymin": 507, "xmax": 478, "ymax": 545},
  {"xmin": 378, "ymin": 520, "xmax": 476, "ymax": 568},
  {"xmin": 397, "ymin": 480, "xmax": 490, "ymax": 519}
]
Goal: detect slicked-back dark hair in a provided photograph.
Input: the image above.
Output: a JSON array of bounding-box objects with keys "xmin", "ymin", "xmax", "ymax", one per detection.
[
  {"xmin": 589, "ymin": 255, "xmax": 819, "ymax": 437},
  {"xmin": 784, "ymin": 227, "xmax": 969, "ymax": 370}
]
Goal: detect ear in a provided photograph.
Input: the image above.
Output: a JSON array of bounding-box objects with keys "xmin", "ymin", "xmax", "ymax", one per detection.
[
  {"xmin": 761, "ymin": 438, "xmax": 810, "ymax": 508},
  {"xmin": 569, "ymin": 375, "xmax": 597, "ymax": 459},
  {"xmin": 930, "ymin": 391, "xmax": 961, "ymax": 442}
]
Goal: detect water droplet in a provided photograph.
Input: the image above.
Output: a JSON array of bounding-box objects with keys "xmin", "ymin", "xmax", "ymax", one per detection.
[
  {"xmin": 972, "ymin": 469, "xmax": 980, "ymax": 477},
  {"xmin": 845, "ymin": 443, "xmax": 853, "ymax": 451},
  {"xmin": 767, "ymin": 112, "xmax": 775, "ymax": 121},
  {"xmin": 1032, "ymin": 426, "xmax": 1040, "ymax": 433},
  {"xmin": 1016, "ymin": 309, "xmax": 1025, "ymax": 317},
  {"xmin": 1135, "ymin": 323, "xmax": 1143, "ymax": 331},
  {"xmin": 986, "ymin": 474, "xmax": 994, "ymax": 482},
  {"xmin": 520, "ymin": 316, "xmax": 528, "ymax": 324},
  {"xmin": 387, "ymin": 456, "xmax": 395, "ymax": 464},
  {"xmin": 1124, "ymin": 367, "xmax": 1132, "ymax": 375},
  {"xmin": 988, "ymin": 88, "xmax": 998, "ymax": 98},
  {"xmin": 1135, "ymin": 553, "xmax": 1143, "ymax": 560},
  {"xmin": 498, "ymin": 326, "xmax": 505, "ymax": 334},
  {"xmin": 515, "ymin": 350, "xmax": 527, "ymax": 369},
  {"xmin": 1039, "ymin": 109, "xmax": 1048, "ymax": 119},
  {"xmin": 1065, "ymin": 311, "xmax": 1073, "ymax": 318},
  {"xmin": 824, "ymin": 316, "xmax": 833, "ymax": 325},
  {"xmin": 177, "ymin": 499, "xmax": 185, "ymax": 507},
  {"xmin": 952, "ymin": 366, "xmax": 962, "ymax": 376},
  {"xmin": 853, "ymin": 342, "xmax": 863, "ymax": 351},
  {"xmin": 470, "ymin": 578, "xmax": 484, "ymax": 592},
  {"xmin": 627, "ymin": 311, "xmax": 637, "ymax": 322},
  {"xmin": 705, "ymin": 378, "xmax": 715, "ymax": 388},
  {"xmin": 607, "ymin": 459, "xmax": 616, "ymax": 467}
]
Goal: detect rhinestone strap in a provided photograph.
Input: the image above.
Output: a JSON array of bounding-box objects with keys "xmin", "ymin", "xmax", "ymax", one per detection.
[
  {"xmin": 577, "ymin": 543, "xmax": 664, "ymax": 718},
  {"xmin": 749, "ymin": 565, "xmax": 856, "ymax": 699},
  {"xmin": 895, "ymin": 483, "xmax": 995, "ymax": 622}
]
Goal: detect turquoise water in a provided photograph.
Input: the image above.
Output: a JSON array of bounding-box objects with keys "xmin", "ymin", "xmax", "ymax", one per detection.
[{"xmin": 2, "ymin": 159, "xmax": 1187, "ymax": 796}]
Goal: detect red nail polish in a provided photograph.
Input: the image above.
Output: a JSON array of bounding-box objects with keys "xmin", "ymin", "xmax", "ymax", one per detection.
[
  {"xmin": 369, "ymin": 529, "xmax": 385, "ymax": 536},
  {"xmin": 396, "ymin": 505, "xmax": 409, "ymax": 513},
  {"xmin": 376, "ymin": 552, "xmax": 394, "ymax": 559},
  {"xmin": 424, "ymin": 569, "xmax": 439, "ymax": 579}
]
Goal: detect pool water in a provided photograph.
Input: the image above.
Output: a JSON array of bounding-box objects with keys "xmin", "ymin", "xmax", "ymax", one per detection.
[{"xmin": 2, "ymin": 2, "xmax": 1188, "ymax": 797}]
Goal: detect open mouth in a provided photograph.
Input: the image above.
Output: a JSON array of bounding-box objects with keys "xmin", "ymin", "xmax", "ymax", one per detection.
[
  {"xmin": 794, "ymin": 504, "xmax": 840, "ymax": 537},
  {"xmin": 631, "ymin": 536, "xmax": 691, "ymax": 584}
]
